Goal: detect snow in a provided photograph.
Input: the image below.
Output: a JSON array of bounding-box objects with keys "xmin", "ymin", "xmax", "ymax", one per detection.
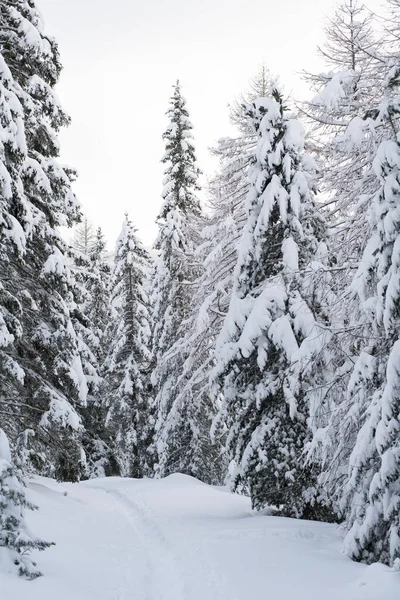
[
  {"xmin": 40, "ymin": 397, "xmax": 83, "ymax": 431},
  {"xmin": 1, "ymin": 475, "xmax": 399, "ymax": 600},
  {"xmin": 312, "ymin": 70, "xmax": 354, "ymax": 111},
  {"xmin": 0, "ymin": 429, "xmax": 12, "ymax": 462}
]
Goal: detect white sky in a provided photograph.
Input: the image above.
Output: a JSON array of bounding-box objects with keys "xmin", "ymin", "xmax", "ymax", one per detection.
[{"xmin": 37, "ymin": 0, "xmax": 381, "ymax": 248}]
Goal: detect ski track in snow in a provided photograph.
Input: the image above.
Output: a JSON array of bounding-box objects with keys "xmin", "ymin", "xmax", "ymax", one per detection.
[{"xmin": 104, "ymin": 487, "xmax": 187, "ymax": 600}]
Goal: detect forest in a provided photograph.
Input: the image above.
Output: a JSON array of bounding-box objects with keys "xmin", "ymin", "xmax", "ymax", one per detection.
[{"xmin": 1, "ymin": 0, "xmax": 400, "ymax": 582}]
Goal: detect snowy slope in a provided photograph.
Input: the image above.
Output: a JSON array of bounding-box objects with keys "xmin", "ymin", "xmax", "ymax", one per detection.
[{"xmin": 1, "ymin": 474, "xmax": 399, "ymax": 600}]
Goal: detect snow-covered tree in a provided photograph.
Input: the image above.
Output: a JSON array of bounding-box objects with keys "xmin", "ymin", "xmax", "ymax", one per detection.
[
  {"xmin": 84, "ymin": 228, "xmax": 112, "ymax": 350},
  {"xmin": 332, "ymin": 64, "xmax": 400, "ymax": 567},
  {"xmin": 155, "ymin": 72, "xmax": 289, "ymax": 485},
  {"xmin": 103, "ymin": 216, "xmax": 153, "ymax": 478},
  {"xmin": 156, "ymin": 136, "xmax": 252, "ymax": 484},
  {"xmin": 0, "ymin": 429, "xmax": 53, "ymax": 579},
  {"xmin": 151, "ymin": 81, "xmax": 203, "ymax": 477},
  {"xmin": 0, "ymin": 0, "xmax": 89, "ymax": 481},
  {"xmin": 230, "ymin": 65, "xmax": 283, "ymax": 133},
  {"xmin": 301, "ymin": 0, "xmax": 381, "ymax": 266},
  {"xmin": 212, "ymin": 92, "xmax": 332, "ymax": 519},
  {"xmin": 70, "ymin": 227, "xmax": 111, "ymax": 390},
  {"xmin": 70, "ymin": 230, "xmax": 113, "ymax": 479},
  {"xmin": 71, "ymin": 216, "xmax": 97, "ymax": 256},
  {"xmin": 293, "ymin": 0, "xmax": 387, "ymax": 509}
]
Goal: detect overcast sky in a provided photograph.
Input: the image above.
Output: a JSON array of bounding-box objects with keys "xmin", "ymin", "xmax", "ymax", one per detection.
[{"xmin": 37, "ymin": 0, "xmax": 379, "ymax": 247}]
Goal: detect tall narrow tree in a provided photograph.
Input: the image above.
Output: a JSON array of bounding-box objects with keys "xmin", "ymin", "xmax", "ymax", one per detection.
[
  {"xmin": 151, "ymin": 81, "xmax": 203, "ymax": 477},
  {"xmin": 335, "ymin": 62, "xmax": 400, "ymax": 567},
  {"xmin": 103, "ymin": 217, "xmax": 153, "ymax": 478},
  {"xmin": 71, "ymin": 227, "xmax": 113, "ymax": 478}
]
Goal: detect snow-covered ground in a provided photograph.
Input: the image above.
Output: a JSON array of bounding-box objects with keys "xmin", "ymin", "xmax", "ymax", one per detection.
[{"xmin": 1, "ymin": 474, "xmax": 399, "ymax": 599}]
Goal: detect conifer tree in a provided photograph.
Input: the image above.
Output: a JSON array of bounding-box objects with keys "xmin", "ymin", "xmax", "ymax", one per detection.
[
  {"xmin": 151, "ymin": 81, "xmax": 203, "ymax": 477},
  {"xmin": 70, "ymin": 230, "xmax": 113, "ymax": 478},
  {"xmin": 156, "ymin": 72, "xmax": 288, "ymax": 484},
  {"xmin": 0, "ymin": 429, "xmax": 53, "ymax": 579},
  {"xmin": 212, "ymin": 92, "xmax": 331, "ymax": 518},
  {"xmin": 301, "ymin": 0, "xmax": 381, "ymax": 264},
  {"xmin": 85, "ymin": 228, "xmax": 112, "ymax": 353},
  {"xmin": 159, "ymin": 137, "xmax": 251, "ymax": 484},
  {"xmin": 71, "ymin": 216, "xmax": 97, "ymax": 256},
  {"xmin": 335, "ymin": 64, "xmax": 400, "ymax": 567},
  {"xmin": 103, "ymin": 217, "xmax": 153, "ymax": 478},
  {"xmin": 0, "ymin": 0, "xmax": 89, "ymax": 481},
  {"xmin": 297, "ymin": 0, "xmax": 386, "ymax": 506}
]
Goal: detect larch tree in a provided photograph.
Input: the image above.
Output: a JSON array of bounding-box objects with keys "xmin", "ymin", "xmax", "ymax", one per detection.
[
  {"xmin": 159, "ymin": 133, "xmax": 254, "ymax": 485},
  {"xmin": 297, "ymin": 0, "xmax": 386, "ymax": 506},
  {"xmin": 212, "ymin": 92, "xmax": 332, "ymax": 519},
  {"xmin": 71, "ymin": 216, "xmax": 97, "ymax": 256},
  {"xmin": 301, "ymin": 0, "xmax": 381, "ymax": 266},
  {"xmin": 150, "ymin": 81, "xmax": 203, "ymax": 478},
  {"xmin": 103, "ymin": 216, "xmax": 153, "ymax": 478},
  {"xmin": 335, "ymin": 58, "xmax": 400, "ymax": 567}
]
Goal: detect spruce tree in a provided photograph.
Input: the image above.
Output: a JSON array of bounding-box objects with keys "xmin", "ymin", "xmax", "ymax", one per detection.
[
  {"xmin": 0, "ymin": 429, "xmax": 53, "ymax": 579},
  {"xmin": 0, "ymin": 0, "xmax": 89, "ymax": 481},
  {"xmin": 151, "ymin": 81, "xmax": 203, "ymax": 477},
  {"xmin": 213, "ymin": 92, "xmax": 330, "ymax": 518},
  {"xmin": 103, "ymin": 216, "xmax": 153, "ymax": 478},
  {"xmin": 84, "ymin": 228, "xmax": 112, "ymax": 353},
  {"xmin": 70, "ymin": 231, "xmax": 113, "ymax": 478}
]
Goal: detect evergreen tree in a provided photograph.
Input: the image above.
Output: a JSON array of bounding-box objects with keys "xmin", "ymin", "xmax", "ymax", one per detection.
[
  {"xmin": 212, "ymin": 92, "xmax": 331, "ymax": 518},
  {"xmin": 0, "ymin": 0, "xmax": 89, "ymax": 481},
  {"xmin": 0, "ymin": 429, "xmax": 53, "ymax": 579},
  {"xmin": 103, "ymin": 216, "xmax": 153, "ymax": 478},
  {"xmin": 70, "ymin": 231, "xmax": 113, "ymax": 478},
  {"xmin": 151, "ymin": 81, "xmax": 203, "ymax": 477},
  {"xmin": 159, "ymin": 136, "xmax": 252, "ymax": 485},
  {"xmin": 85, "ymin": 228, "xmax": 112, "ymax": 353},
  {"xmin": 154, "ymin": 73, "xmax": 291, "ymax": 485}
]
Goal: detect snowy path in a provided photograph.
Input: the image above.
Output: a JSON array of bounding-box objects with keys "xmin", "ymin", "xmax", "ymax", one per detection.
[
  {"xmin": 1, "ymin": 474, "xmax": 399, "ymax": 600},
  {"xmin": 103, "ymin": 486, "xmax": 187, "ymax": 600}
]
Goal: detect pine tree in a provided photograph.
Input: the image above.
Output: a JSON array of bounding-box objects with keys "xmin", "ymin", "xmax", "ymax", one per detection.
[
  {"xmin": 151, "ymin": 81, "xmax": 203, "ymax": 477},
  {"xmin": 69, "ymin": 227, "xmax": 111, "ymax": 395},
  {"xmin": 212, "ymin": 92, "xmax": 331, "ymax": 518},
  {"xmin": 0, "ymin": 0, "xmax": 89, "ymax": 481},
  {"xmin": 103, "ymin": 216, "xmax": 153, "ymax": 478},
  {"xmin": 0, "ymin": 429, "xmax": 53, "ymax": 579}
]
